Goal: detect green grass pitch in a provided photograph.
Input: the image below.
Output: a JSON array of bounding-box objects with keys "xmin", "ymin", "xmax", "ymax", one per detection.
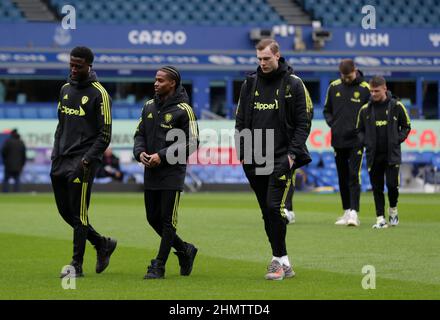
[{"xmin": 0, "ymin": 192, "xmax": 439, "ymax": 300}]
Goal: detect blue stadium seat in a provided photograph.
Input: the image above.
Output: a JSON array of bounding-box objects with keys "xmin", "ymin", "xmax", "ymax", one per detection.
[
  {"xmin": 113, "ymin": 107, "xmax": 130, "ymax": 119},
  {"xmin": 137, "ymin": 3, "xmax": 149, "ymax": 11},
  {"xmin": 420, "ymin": 151, "xmax": 435, "ymax": 164},
  {"xmin": 22, "ymin": 164, "xmax": 52, "ymax": 184},
  {"xmin": 130, "ymin": 107, "xmax": 142, "ymax": 119},
  {"xmin": 120, "ymin": 2, "xmax": 135, "ymax": 12},
  {"xmin": 38, "ymin": 107, "xmax": 57, "ymax": 119},
  {"xmin": 47, "ymin": 0, "xmax": 285, "ymax": 26},
  {"xmin": 301, "ymin": 0, "xmax": 439, "ymax": 27},
  {"xmin": 425, "ymin": 15, "xmax": 439, "ymax": 26},
  {"xmin": 321, "ymin": 151, "xmax": 336, "ymax": 168},
  {"xmin": 90, "ymin": 2, "xmax": 104, "ymax": 11},
  {"xmin": 78, "ymin": 10, "xmax": 96, "ymax": 21},
  {"xmin": 4, "ymin": 107, "xmax": 21, "ymax": 118},
  {"xmin": 127, "ymin": 10, "xmax": 142, "ymax": 22},
  {"xmin": 74, "ymin": 2, "xmax": 88, "ymax": 11},
  {"xmin": 396, "ymin": 15, "xmax": 411, "ymax": 26},
  {"xmin": 402, "ymin": 151, "xmax": 432, "ymax": 165},
  {"xmin": 160, "ymin": 11, "xmax": 174, "ymax": 21},
  {"xmin": 21, "ymin": 107, "xmax": 38, "ymax": 119},
  {"xmin": 432, "ymin": 155, "xmax": 440, "ymax": 170},
  {"xmin": 313, "ymin": 107, "xmax": 324, "ymax": 119},
  {"xmin": 309, "ymin": 152, "xmax": 321, "ymax": 167},
  {"xmin": 402, "ymin": 151, "xmax": 419, "ymax": 163}
]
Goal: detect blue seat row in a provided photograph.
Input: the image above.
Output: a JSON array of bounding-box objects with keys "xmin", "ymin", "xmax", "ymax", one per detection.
[
  {"xmin": 2, "ymin": 152, "xmax": 440, "ymax": 186},
  {"xmin": 50, "ymin": 0, "xmax": 284, "ymax": 26},
  {"xmin": 301, "ymin": 0, "xmax": 440, "ymax": 27},
  {"xmin": 0, "ymin": 107, "xmax": 57, "ymax": 119},
  {"xmin": 0, "ymin": 0, "xmax": 24, "ymax": 22},
  {"xmin": 0, "ymin": 105, "xmax": 144, "ymax": 119}
]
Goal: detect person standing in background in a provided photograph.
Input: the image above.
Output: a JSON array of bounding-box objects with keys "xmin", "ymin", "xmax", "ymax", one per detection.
[
  {"xmin": 323, "ymin": 59, "xmax": 370, "ymax": 227},
  {"xmin": 1, "ymin": 129, "xmax": 26, "ymax": 192},
  {"xmin": 356, "ymin": 76, "xmax": 411, "ymax": 228}
]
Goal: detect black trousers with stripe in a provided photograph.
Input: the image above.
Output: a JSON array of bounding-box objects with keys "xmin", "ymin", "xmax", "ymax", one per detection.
[
  {"xmin": 334, "ymin": 147, "xmax": 363, "ymax": 212},
  {"xmin": 144, "ymin": 190, "xmax": 187, "ymax": 263},
  {"xmin": 51, "ymin": 156, "xmax": 103, "ymax": 264},
  {"xmin": 244, "ymin": 168, "xmax": 293, "ymax": 257},
  {"xmin": 369, "ymin": 153, "xmax": 400, "ymax": 217},
  {"xmin": 285, "ymin": 170, "xmax": 296, "ymax": 211}
]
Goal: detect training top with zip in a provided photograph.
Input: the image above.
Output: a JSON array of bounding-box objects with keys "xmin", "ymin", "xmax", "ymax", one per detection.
[
  {"xmin": 52, "ymin": 71, "xmax": 112, "ymax": 164},
  {"xmin": 235, "ymin": 57, "xmax": 313, "ymax": 173},
  {"xmin": 356, "ymin": 91, "xmax": 411, "ymax": 168},
  {"xmin": 373, "ymin": 99, "xmax": 389, "ymax": 155},
  {"xmin": 251, "ymin": 61, "xmax": 288, "ymax": 160},
  {"xmin": 323, "ymin": 71, "xmax": 370, "ymax": 148},
  {"xmin": 133, "ymin": 86, "xmax": 199, "ymax": 191}
]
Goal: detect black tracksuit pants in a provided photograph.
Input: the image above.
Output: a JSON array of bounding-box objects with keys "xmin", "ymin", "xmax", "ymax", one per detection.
[
  {"xmin": 2, "ymin": 169, "xmax": 21, "ymax": 193},
  {"xmin": 369, "ymin": 153, "xmax": 400, "ymax": 217},
  {"xmin": 285, "ymin": 170, "xmax": 296, "ymax": 211},
  {"xmin": 50, "ymin": 156, "xmax": 104, "ymax": 264},
  {"xmin": 244, "ymin": 168, "xmax": 293, "ymax": 257},
  {"xmin": 334, "ymin": 147, "xmax": 363, "ymax": 212},
  {"xmin": 144, "ymin": 190, "xmax": 187, "ymax": 264}
]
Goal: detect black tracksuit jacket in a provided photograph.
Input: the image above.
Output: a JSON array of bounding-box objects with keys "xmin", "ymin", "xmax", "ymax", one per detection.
[
  {"xmin": 1, "ymin": 133, "xmax": 26, "ymax": 173},
  {"xmin": 235, "ymin": 58, "xmax": 313, "ymax": 171},
  {"xmin": 323, "ymin": 71, "xmax": 370, "ymax": 148},
  {"xmin": 51, "ymin": 71, "xmax": 112, "ymax": 164},
  {"xmin": 356, "ymin": 92, "xmax": 411, "ymax": 169},
  {"xmin": 133, "ymin": 86, "xmax": 199, "ymax": 191}
]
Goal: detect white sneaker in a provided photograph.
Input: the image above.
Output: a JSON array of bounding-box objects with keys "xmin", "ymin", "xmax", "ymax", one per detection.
[
  {"xmin": 389, "ymin": 207, "xmax": 399, "ymax": 226},
  {"xmin": 335, "ymin": 209, "xmax": 350, "ymax": 225},
  {"xmin": 347, "ymin": 210, "xmax": 360, "ymax": 227},
  {"xmin": 284, "ymin": 209, "xmax": 296, "ymax": 224},
  {"xmin": 372, "ymin": 216, "xmax": 388, "ymax": 229}
]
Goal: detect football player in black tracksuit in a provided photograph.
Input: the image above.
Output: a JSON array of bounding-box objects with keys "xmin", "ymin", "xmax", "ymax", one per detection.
[
  {"xmin": 356, "ymin": 76, "xmax": 411, "ymax": 229},
  {"xmin": 323, "ymin": 59, "xmax": 370, "ymax": 227},
  {"xmin": 235, "ymin": 39, "xmax": 312, "ymax": 280},
  {"xmin": 134, "ymin": 66, "xmax": 199, "ymax": 279},
  {"xmin": 51, "ymin": 47, "xmax": 117, "ymax": 278}
]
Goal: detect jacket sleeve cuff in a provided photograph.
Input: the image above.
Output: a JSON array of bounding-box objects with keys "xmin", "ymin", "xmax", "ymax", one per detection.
[
  {"xmin": 158, "ymin": 149, "xmax": 168, "ymax": 164},
  {"xmin": 288, "ymin": 147, "xmax": 299, "ymax": 158},
  {"xmin": 82, "ymin": 154, "xmax": 91, "ymax": 163}
]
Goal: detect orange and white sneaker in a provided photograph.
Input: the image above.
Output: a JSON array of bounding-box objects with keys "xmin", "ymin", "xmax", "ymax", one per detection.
[
  {"xmin": 265, "ymin": 260, "xmax": 285, "ymax": 280},
  {"xmin": 283, "ymin": 264, "xmax": 296, "ymax": 278}
]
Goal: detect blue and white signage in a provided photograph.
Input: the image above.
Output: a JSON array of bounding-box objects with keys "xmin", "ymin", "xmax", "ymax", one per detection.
[
  {"xmin": 1, "ymin": 23, "xmax": 439, "ymax": 52},
  {"xmin": 1, "ymin": 50, "xmax": 440, "ymax": 72}
]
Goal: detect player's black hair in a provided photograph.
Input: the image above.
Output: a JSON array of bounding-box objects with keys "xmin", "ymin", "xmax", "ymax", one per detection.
[
  {"xmin": 159, "ymin": 65, "xmax": 181, "ymax": 86},
  {"xmin": 70, "ymin": 46, "xmax": 94, "ymax": 65}
]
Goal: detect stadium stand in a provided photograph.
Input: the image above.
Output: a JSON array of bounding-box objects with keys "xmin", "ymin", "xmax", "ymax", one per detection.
[
  {"xmin": 298, "ymin": 0, "xmax": 440, "ymax": 27},
  {"xmin": 2, "ymin": 0, "xmax": 440, "ymax": 28},
  {"xmin": 47, "ymin": 0, "xmax": 285, "ymax": 26},
  {"xmin": 0, "ymin": 0, "xmax": 25, "ymax": 22},
  {"xmin": 8, "ymin": 150, "xmax": 440, "ymax": 192},
  {"xmin": 0, "ymin": 103, "xmax": 146, "ymax": 119}
]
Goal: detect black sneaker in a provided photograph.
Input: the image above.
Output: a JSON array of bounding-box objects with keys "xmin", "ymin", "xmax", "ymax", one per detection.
[
  {"xmin": 95, "ymin": 237, "xmax": 117, "ymax": 274},
  {"xmin": 174, "ymin": 243, "xmax": 198, "ymax": 276},
  {"xmin": 60, "ymin": 261, "xmax": 84, "ymax": 278},
  {"xmin": 144, "ymin": 259, "xmax": 165, "ymax": 279}
]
